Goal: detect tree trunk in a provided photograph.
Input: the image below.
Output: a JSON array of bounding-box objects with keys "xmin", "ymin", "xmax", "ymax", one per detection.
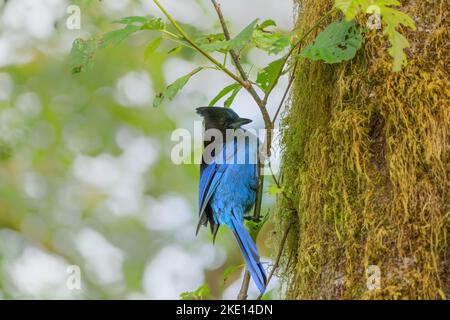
[{"xmin": 276, "ymin": 0, "xmax": 449, "ymax": 299}]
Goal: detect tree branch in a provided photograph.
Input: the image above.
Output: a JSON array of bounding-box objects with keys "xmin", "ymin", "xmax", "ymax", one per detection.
[
  {"xmin": 257, "ymin": 223, "xmax": 292, "ymax": 300},
  {"xmin": 210, "ymin": 0, "xmax": 272, "ymax": 132},
  {"xmin": 237, "ymin": 272, "xmax": 251, "ymax": 300}
]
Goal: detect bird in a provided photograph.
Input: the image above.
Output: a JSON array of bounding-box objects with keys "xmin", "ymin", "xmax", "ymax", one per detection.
[{"xmin": 196, "ymin": 106, "xmax": 267, "ymax": 294}]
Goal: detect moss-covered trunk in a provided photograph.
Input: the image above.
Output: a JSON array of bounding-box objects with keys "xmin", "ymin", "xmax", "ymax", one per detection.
[{"xmin": 276, "ymin": 0, "xmax": 449, "ymax": 299}]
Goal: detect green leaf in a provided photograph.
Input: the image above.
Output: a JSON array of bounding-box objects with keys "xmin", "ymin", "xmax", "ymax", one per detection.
[
  {"xmin": 256, "ymin": 57, "xmax": 285, "ymax": 92},
  {"xmin": 100, "ymin": 24, "xmax": 141, "ymax": 47},
  {"xmin": 253, "ymin": 30, "xmax": 291, "ymax": 54},
  {"xmin": 385, "ymin": 27, "xmax": 410, "ymax": 72},
  {"xmin": 245, "ymin": 212, "xmax": 270, "ymax": 240},
  {"xmin": 197, "ymin": 33, "xmax": 226, "ymax": 43},
  {"xmin": 195, "ymin": 33, "xmax": 228, "ymax": 54},
  {"xmin": 113, "ymin": 16, "xmax": 165, "ymax": 30},
  {"xmin": 300, "ymin": 20, "xmax": 362, "ymax": 64},
  {"xmin": 199, "ymin": 40, "xmax": 227, "ymax": 52},
  {"xmin": 254, "ymin": 19, "xmax": 291, "ymax": 54},
  {"xmin": 144, "ymin": 37, "xmax": 162, "ymax": 61},
  {"xmin": 224, "ymin": 85, "xmax": 241, "ymax": 108},
  {"xmin": 258, "ymin": 19, "xmax": 277, "ymax": 30},
  {"xmin": 70, "ymin": 16, "xmax": 166, "ymax": 74},
  {"xmin": 167, "ymin": 46, "xmax": 182, "ymax": 55},
  {"xmin": 228, "ymin": 18, "xmax": 259, "ymax": 51},
  {"xmin": 112, "ymin": 16, "xmax": 151, "ymax": 25},
  {"xmin": 333, "ymin": 0, "xmax": 371, "ymax": 20},
  {"xmin": 70, "ymin": 38, "xmax": 99, "ymax": 74},
  {"xmin": 221, "ymin": 264, "xmax": 243, "ymax": 290},
  {"xmin": 334, "ymin": 0, "xmax": 416, "ymax": 71},
  {"xmin": 268, "ymin": 184, "xmax": 284, "ymax": 196},
  {"xmin": 208, "ymin": 83, "xmax": 241, "ymax": 106},
  {"xmin": 200, "ymin": 19, "xmax": 258, "ymax": 52},
  {"xmin": 140, "ymin": 18, "xmax": 165, "ymax": 31},
  {"xmin": 153, "ymin": 67, "xmax": 203, "ymax": 108},
  {"xmin": 375, "ymin": 1, "xmax": 416, "ymax": 71},
  {"xmin": 180, "ymin": 284, "xmax": 212, "ymax": 300},
  {"xmin": 261, "ymin": 289, "xmax": 276, "ymax": 300}
]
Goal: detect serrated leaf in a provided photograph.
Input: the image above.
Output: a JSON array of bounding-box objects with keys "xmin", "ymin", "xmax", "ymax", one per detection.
[
  {"xmin": 334, "ymin": 0, "xmax": 416, "ymax": 71},
  {"xmin": 70, "ymin": 38, "xmax": 99, "ymax": 74},
  {"xmin": 375, "ymin": 2, "xmax": 416, "ymax": 71},
  {"xmin": 300, "ymin": 20, "xmax": 362, "ymax": 64},
  {"xmin": 256, "ymin": 57, "xmax": 285, "ymax": 92},
  {"xmin": 208, "ymin": 83, "xmax": 241, "ymax": 106},
  {"xmin": 153, "ymin": 67, "xmax": 203, "ymax": 108},
  {"xmin": 144, "ymin": 37, "xmax": 162, "ymax": 61},
  {"xmin": 224, "ymin": 85, "xmax": 241, "ymax": 108},
  {"xmin": 384, "ymin": 27, "xmax": 409, "ymax": 72},
  {"xmin": 200, "ymin": 19, "xmax": 258, "ymax": 52}
]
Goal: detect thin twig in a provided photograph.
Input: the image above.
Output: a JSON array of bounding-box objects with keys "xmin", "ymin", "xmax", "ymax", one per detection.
[
  {"xmin": 272, "ymin": 67, "xmax": 296, "ymax": 125},
  {"xmin": 257, "ymin": 223, "xmax": 292, "ymax": 300},
  {"xmin": 211, "ymin": 1, "xmax": 249, "ymax": 82},
  {"xmin": 269, "ymin": 159, "xmax": 281, "ymax": 188}
]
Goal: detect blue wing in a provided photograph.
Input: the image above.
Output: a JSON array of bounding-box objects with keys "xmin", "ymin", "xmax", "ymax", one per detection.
[{"xmin": 196, "ymin": 161, "xmax": 228, "ymax": 239}]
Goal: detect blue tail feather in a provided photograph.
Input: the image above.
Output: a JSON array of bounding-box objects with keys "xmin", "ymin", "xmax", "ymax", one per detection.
[{"xmin": 230, "ymin": 216, "xmax": 267, "ymax": 294}]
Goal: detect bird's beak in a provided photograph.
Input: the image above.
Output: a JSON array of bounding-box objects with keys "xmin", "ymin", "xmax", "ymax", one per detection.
[{"xmin": 232, "ymin": 118, "xmax": 252, "ymax": 128}]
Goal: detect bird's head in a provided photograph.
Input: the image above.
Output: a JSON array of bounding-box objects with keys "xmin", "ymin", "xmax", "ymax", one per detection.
[{"xmin": 196, "ymin": 107, "xmax": 252, "ymax": 131}]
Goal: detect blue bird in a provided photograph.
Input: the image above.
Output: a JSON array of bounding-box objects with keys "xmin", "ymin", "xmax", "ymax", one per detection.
[{"xmin": 196, "ymin": 106, "xmax": 267, "ymax": 294}]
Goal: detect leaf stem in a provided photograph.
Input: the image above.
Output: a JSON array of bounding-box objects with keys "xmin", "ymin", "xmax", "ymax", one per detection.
[{"xmin": 161, "ymin": 29, "xmax": 183, "ymax": 40}]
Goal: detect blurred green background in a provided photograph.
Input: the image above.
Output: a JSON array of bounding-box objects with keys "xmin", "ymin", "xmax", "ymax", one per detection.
[{"xmin": 0, "ymin": 0, "xmax": 292, "ymax": 299}]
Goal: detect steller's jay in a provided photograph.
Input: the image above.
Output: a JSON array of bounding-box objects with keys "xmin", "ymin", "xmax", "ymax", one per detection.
[{"xmin": 196, "ymin": 106, "xmax": 267, "ymax": 294}]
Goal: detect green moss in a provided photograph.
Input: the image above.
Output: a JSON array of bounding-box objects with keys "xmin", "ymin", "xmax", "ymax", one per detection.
[{"xmin": 275, "ymin": 0, "xmax": 449, "ymax": 299}]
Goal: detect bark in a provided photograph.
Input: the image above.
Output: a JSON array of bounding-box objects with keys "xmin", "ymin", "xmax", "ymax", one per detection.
[{"xmin": 276, "ymin": 0, "xmax": 449, "ymax": 299}]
